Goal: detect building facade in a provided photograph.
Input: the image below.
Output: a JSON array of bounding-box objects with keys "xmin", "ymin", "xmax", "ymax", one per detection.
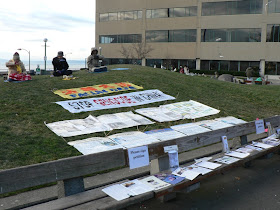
[{"xmin": 96, "ymin": 0, "xmax": 280, "ymax": 79}]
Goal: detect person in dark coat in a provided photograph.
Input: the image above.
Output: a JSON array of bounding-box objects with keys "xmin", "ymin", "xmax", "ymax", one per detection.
[{"xmin": 52, "ymin": 51, "xmax": 72, "ymax": 76}]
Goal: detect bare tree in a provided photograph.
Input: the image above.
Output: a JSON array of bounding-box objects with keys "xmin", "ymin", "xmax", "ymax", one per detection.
[
  {"xmin": 119, "ymin": 44, "xmax": 132, "ymax": 60},
  {"xmin": 131, "ymin": 42, "xmax": 154, "ymax": 60}
]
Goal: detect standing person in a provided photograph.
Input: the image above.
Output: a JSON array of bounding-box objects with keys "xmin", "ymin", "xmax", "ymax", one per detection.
[
  {"xmin": 6, "ymin": 52, "xmax": 32, "ymax": 82},
  {"xmin": 52, "ymin": 51, "xmax": 72, "ymax": 76}
]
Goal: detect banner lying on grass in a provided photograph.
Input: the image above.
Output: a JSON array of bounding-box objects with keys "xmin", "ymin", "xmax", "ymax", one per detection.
[
  {"xmin": 135, "ymin": 100, "xmax": 220, "ymax": 121},
  {"xmin": 55, "ymin": 89, "xmax": 176, "ymax": 113},
  {"xmin": 53, "ymin": 82, "xmax": 143, "ymax": 99},
  {"xmin": 46, "ymin": 111, "xmax": 154, "ymax": 137}
]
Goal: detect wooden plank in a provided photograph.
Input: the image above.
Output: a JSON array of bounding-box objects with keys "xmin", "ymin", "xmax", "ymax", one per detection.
[
  {"xmin": 0, "ymin": 149, "xmax": 125, "ymax": 195},
  {"xmin": 66, "ymin": 191, "xmax": 154, "ymax": 210},
  {"xmin": 146, "ymin": 116, "xmax": 280, "ymax": 160},
  {"xmin": 23, "ymin": 180, "xmax": 129, "ymax": 210},
  {"xmin": 154, "ymin": 145, "xmax": 280, "ymax": 198}
]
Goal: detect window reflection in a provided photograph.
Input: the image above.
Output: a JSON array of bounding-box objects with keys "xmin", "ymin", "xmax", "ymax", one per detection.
[
  {"xmin": 202, "ymin": 0, "xmax": 263, "ymax": 16},
  {"xmin": 99, "ymin": 34, "xmax": 142, "ymax": 43},
  {"xmin": 202, "ymin": 29, "xmax": 261, "ymax": 42},
  {"xmin": 267, "ymin": 24, "xmax": 280, "ymax": 42}
]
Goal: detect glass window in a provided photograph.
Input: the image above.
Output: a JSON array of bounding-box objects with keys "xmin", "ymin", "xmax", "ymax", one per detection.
[
  {"xmin": 267, "ymin": 24, "xmax": 280, "ymax": 42},
  {"xmin": 109, "ymin": 13, "xmax": 118, "ymax": 21},
  {"xmin": 100, "ymin": 13, "xmax": 109, "ymax": 22},
  {"xmin": 153, "ymin": 9, "xmax": 168, "ymax": 18},
  {"xmin": 169, "ymin": 30, "xmax": 185, "ymax": 42},
  {"xmin": 100, "ymin": 34, "xmax": 141, "ymax": 44},
  {"xmin": 268, "ymin": 0, "xmax": 280, "ymax": 13},
  {"xmin": 201, "ymin": 60, "xmax": 210, "ymax": 70},
  {"xmin": 146, "ymin": 10, "xmax": 152, "ymax": 18},
  {"xmin": 265, "ymin": 62, "xmax": 277, "ymax": 75},
  {"xmin": 118, "ymin": 12, "xmax": 125, "ymax": 20},
  {"xmin": 189, "ymin": 7, "xmax": 198, "ymax": 16},
  {"xmin": 229, "ymin": 61, "xmax": 239, "ymax": 71},
  {"xmin": 240, "ymin": 61, "xmax": 250, "ymax": 71},
  {"xmin": 210, "ymin": 60, "xmax": 219, "ymax": 70},
  {"xmin": 124, "ymin": 11, "xmax": 134, "ymax": 20},
  {"xmin": 138, "ymin": 11, "xmax": 143, "ymax": 19},
  {"xmin": 173, "ymin": 8, "xmax": 186, "ymax": 17},
  {"xmin": 202, "ymin": 0, "xmax": 263, "ymax": 16},
  {"xmin": 220, "ymin": 61, "xmax": 229, "ymax": 71},
  {"xmin": 146, "ymin": 30, "xmax": 168, "ymax": 42}
]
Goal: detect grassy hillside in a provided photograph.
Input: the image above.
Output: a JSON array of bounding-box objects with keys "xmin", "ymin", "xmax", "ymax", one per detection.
[{"xmin": 0, "ymin": 65, "xmax": 279, "ymax": 169}]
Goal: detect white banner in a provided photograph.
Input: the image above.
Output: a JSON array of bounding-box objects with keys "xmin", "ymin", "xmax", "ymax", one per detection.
[{"xmin": 55, "ymin": 89, "xmax": 175, "ymax": 113}]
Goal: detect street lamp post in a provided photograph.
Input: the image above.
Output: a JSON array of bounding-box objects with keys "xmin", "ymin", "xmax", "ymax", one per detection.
[
  {"xmin": 17, "ymin": 48, "xmax": 30, "ymax": 72},
  {"xmin": 43, "ymin": 38, "xmax": 48, "ymax": 71}
]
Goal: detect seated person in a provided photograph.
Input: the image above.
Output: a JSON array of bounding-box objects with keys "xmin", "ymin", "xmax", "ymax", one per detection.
[
  {"xmin": 52, "ymin": 51, "xmax": 72, "ymax": 76},
  {"xmin": 6, "ymin": 52, "xmax": 32, "ymax": 82},
  {"xmin": 87, "ymin": 47, "xmax": 107, "ymax": 72}
]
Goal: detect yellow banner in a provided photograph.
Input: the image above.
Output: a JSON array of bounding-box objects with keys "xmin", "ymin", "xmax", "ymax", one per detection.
[{"xmin": 53, "ymin": 82, "xmax": 143, "ymax": 99}]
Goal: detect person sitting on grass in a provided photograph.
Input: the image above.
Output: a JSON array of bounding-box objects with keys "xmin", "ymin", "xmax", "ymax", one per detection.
[
  {"xmin": 52, "ymin": 51, "xmax": 72, "ymax": 77},
  {"xmin": 87, "ymin": 47, "xmax": 107, "ymax": 72},
  {"xmin": 6, "ymin": 52, "xmax": 32, "ymax": 82}
]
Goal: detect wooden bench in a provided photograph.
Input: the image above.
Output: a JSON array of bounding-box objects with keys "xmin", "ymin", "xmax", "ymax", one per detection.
[{"xmin": 0, "ymin": 115, "xmax": 279, "ymax": 209}]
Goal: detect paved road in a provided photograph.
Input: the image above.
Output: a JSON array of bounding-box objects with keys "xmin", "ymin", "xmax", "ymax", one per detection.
[{"xmin": 128, "ymin": 154, "xmax": 280, "ymax": 210}]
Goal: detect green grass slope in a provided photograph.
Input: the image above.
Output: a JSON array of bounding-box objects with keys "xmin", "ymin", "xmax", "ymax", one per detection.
[{"xmin": 0, "ymin": 65, "xmax": 279, "ymax": 169}]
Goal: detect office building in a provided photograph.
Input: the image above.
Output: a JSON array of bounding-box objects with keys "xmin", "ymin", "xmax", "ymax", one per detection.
[{"xmin": 96, "ymin": 0, "xmax": 280, "ymax": 79}]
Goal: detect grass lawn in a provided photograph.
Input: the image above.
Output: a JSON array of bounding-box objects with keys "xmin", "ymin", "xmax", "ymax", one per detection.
[{"xmin": 0, "ymin": 64, "xmax": 279, "ymax": 170}]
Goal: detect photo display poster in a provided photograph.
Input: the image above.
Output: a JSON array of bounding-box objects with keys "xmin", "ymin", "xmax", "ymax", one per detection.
[
  {"xmin": 46, "ymin": 111, "xmax": 154, "ymax": 137},
  {"xmin": 53, "ymin": 82, "xmax": 143, "ymax": 99},
  {"xmin": 55, "ymin": 89, "xmax": 176, "ymax": 113},
  {"xmin": 160, "ymin": 100, "xmax": 220, "ymax": 119}
]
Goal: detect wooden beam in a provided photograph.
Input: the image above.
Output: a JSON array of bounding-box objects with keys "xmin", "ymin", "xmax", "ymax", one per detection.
[{"xmin": 0, "ymin": 149, "xmax": 125, "ymax": 195}]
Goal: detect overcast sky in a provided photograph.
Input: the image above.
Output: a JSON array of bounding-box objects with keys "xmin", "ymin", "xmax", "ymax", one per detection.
[{"xmin": 0, "ymin": 0, "xmax": 96, "ymax": 61}]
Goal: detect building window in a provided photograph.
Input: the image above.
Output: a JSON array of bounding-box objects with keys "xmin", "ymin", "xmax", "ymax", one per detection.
[
  {"xmin": 169, "ymin": 7, "xmax": 197, "ymax": 17},
  {"xmin": 146, "ymin": 30, "xmax": 196, "ymax": 42},
  {"xmin": 100, "ymin": 13, "xmax": 109, "ymax": 22},
  {"xmin": 268, "ymin": 0, "xmax": 280, "ymax": 13},
  {"xmin": 267, "ymin": 24, "xmax": 280, "ymax": 42},
  {"xmin": 169, "ymin": 30, "xmax": 197, "ymax": 42},
  {"xmin": 265, "ymin": 62, "xmax": 280, "ymax": 75},
  {"xmin": 146, "ymin": 30, "xmax": 168, "ymax": 42},
  {"xmin": 100, "ymin": 10, "xmax": 142, "ymax": 22},
  {"xmin": 99, "ymin": 34, "xmax": 142, "ymax": 44},
  {"xmin": 202, "ymin": 0, "xmax": 263, "ymax": 16},
  {"xmin": 109, "ymin": 13, "xmax": 118, "ymax": 21},
  {"xmin": 146, "ymin": 9, "xmax": 169, "ymax": 18},
  {"xmin": 201, "ymin": 29, "xmax": 261, "ymax": 42}
]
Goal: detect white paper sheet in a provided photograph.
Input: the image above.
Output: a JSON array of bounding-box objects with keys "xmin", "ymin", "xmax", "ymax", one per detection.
[
  {"xmin": 214, "ymin": 156, "xmax": 240, "ymax": 164},
  {"xmin": 245, "ymin": 145, "xmax": 263, "ymax": 151},
  {"xmin": 225, "ymin": 151, "xmax": 250, "ymax": 159},
  {"xmin": 235, "ymin": 147, "xmax": 254, "ymax": 154},
  {"xmin": 46, "ymin": 115, "xmax": 112, "ymax": 137},
  {"xmin": 161, "ymin": 100, "xmax": 220, "ymax": 119},
  {"xmin": 145, "ymin": 128, "xmax": 186, "ymax": 141},
  {"xmin": 252, "ymin": 142, "xmax": 274, "ymax": 149},
  {"xmin": 109, "ymin": 131, "xmax": 160, "ymax": 149},
  {"xmin": 195, "ymin": 161, "xmax": 221, "ymax": 170},
  {"xmin": 120, "ymin": 179, "xmax": 153, "ymax": 196},
  {"xmin": 68, "ymin": 137, "xmax": 123, "ymax": 155},
  {"xmin": 215, "ymin": 116, "xmax": 247, "ymax": 125},
  {"xmin": 128, "ymin": 146, "xmax": 150, "ymax": 169},
  {"xmin": 185, "ymin": 165, "xmax": 213, "ymax": 175},
  {"xmin": 97, "ymin": 111, "xmax": 154, "ymax": 130},
  {"xmin": 171, "ymin": 123, "xmax": 211, "ymax": 136},
  {"xmin": 172, "ymin": 167, "xmax": 201, "ymax": 180},
  {"xmin": 198, "ymin": 120, "xmax": 233, "ymax": 131},
  {"xmin": 140, "ymin": 176, "xmax": 171, "ymax": 190},
  {"xmin": 135, "ymin": 107, "xmax": 182, "ymax": 122},
  {"xmin": 102, "ymin": 184, "xmax": 130, "ymax": 201}
]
